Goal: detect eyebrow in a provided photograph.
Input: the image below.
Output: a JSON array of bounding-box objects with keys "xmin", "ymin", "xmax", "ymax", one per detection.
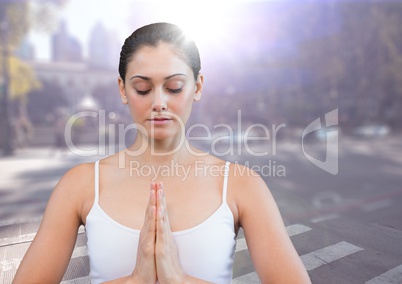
[{"xmin": 129, "ymin": 73, "xmax": 187, "ymax": 81}]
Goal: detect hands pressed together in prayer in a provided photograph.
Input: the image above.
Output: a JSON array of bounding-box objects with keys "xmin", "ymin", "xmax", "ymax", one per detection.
[{"xmin": 130, "ymin": 182, "xmax": 186, "ymax": 284}]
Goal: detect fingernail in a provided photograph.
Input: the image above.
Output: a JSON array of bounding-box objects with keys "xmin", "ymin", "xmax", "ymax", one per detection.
[{"xmin": 160, "ymin": 183, "xmax": 164, "ymax": 196}]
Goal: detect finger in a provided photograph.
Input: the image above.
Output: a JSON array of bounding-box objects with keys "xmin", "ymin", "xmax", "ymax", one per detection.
[
  {"xmin": 140, "ymin": 184, "xmax": 156, "ymax": 239},
  {"xmin": 156, "ymin": 184, "xmax": 172, "ymax": 245},
  {"xmin": 150, "ymin": 182, "xmax": 157, "ymax": 207},
  {"xmin": 156, "ymin": 203, "xmax": 165, "ymax": 243},
  {"xmin": 157, "ymin": 182, "xmax": 169, "ymax": 222},
  {"xmin": 151, "ymin": 183, "xmax": 158, "ymax": 233},
  {"xmin": 148, "ymin": 192, "xmax": 156, "ymax": 234},
  {"xmin": 146, "ymin": 183, "xmax": 155, "ymax": 221},
  {"xmin": 155, "ymin": 182, "xmax": 161, "ymax": 208}
]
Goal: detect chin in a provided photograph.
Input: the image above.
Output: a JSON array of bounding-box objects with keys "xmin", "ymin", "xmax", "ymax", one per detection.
[{"xmin": 147, "ymin": 129, "xmax": 182, "ymax": 141}]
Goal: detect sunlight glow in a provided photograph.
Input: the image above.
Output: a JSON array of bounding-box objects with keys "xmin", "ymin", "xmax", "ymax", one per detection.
[{"xmin": 145, "ymin": 1, "xmax": 237, "ymax": 47}]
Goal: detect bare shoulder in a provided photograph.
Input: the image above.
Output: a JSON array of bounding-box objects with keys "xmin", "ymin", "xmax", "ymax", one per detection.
[
  {"xmin": 52, "ymin": 162, "xmax": 96, "ymax": 222},
  {"xmin": 229, "ymin": 162, "xmax": 270, "ymax": 196},
  {"xmin": 56, "ymin": 162, "xmax": 94, "ymax": 195},
  {"xmin": 228, "ymin": 162, "xmax": 277, "ymax": 222}
]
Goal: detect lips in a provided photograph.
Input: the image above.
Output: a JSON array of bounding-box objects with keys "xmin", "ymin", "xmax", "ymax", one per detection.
[
  {"xmin": 150, "ymin": 117, "xmax": 172, "ymax": 121},
  {"xmin": 147, "ymin": 116, "xmax": 173, "ymax": 125}
]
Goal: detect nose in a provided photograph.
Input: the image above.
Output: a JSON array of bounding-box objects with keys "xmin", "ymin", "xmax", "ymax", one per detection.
[{"xmin": 152, "ymin": 89, "xmax": 167, "ymax": 112}]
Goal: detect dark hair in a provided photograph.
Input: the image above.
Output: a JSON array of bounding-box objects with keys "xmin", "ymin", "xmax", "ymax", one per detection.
[{"xmin": 118, "ymin": 22, "xmax": 201, "ymax": 83}]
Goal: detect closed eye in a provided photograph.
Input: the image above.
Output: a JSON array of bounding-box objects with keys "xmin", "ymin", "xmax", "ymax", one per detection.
[
  {"xmin": 136, "ymin": 89, "xmax": 151, "ymax": 95},
  {"xmin": 167, "ymin": 88, "xmax": 183, "ymax": 94}
]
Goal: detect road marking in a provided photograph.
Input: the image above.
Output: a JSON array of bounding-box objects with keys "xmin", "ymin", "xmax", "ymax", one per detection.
[
  {"xmin": 232, "ymin": 271, "xmax": 259, "ymax": 283},
  {"xmin": 0, "ymin": 245, "xmax": 88, "ymax": 274},
  {"xmin": 365, "ymin": 264, "xmax": 402, "ymax": 284},
  {"xmin": 0, "ymin": 233, "xmax": 36, "ymax": 247},
  {"xmin": 312, "ymin": 192, "xmax": 342, "ymax": 209},
  {"xmin": 0, "ymin": 240, "xmax": 88, "ymax": 276},
  {"xmin": 301, "ymin": 241, "xmax": 363, "ymax": 271},
  {"xmin": 310, "ymin": 213, "xmax": 340, "ymax": 223},
  {"xmin": 361, "ymin": 199, "xmax": 392, "ymax": 212},
  {"xmin": 286, "ymin": 224, "xmax": 312, "ymax": 237},
  {"xmin": 0, "ymin": 226, "xmax": 85, "ymax": 247},
  {"xmin": 0, "ymin": 217, "xmax": 42, "ymax": 227},
  {"xmin": 71, "ymin": 246, "xmax": 88, "ymax": 258},
  {"xmin": 235, "ymin": 224, "xmax": 312, "ymax": 253},
  {"xmin": 235, "ymin": 238, "xmax": 247, "ymax": 252},
  {"xmin": 61, "ymin": 276, "xmax": 91, "ymax": 284},
  {"xmin": 0, "ymin": 259, "xmax": 21, "ymax": 272}
]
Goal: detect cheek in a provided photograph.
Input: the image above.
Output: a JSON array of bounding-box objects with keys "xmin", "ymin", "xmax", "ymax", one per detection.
[
  {"xmin": 172, "ymin": 95, "xmax": 193, "ymax": 113},
  {"xmin": 175, "ymin": 95, "xmax": 195, "ymax": 122},
  {"xmin": 127, "ymin": 96, "xmax": 148, "ymax": 116}
]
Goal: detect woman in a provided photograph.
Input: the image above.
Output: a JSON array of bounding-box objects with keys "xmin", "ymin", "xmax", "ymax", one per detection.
[{"xmin": 14, "ymin": 23, "xmax": 310, "ymax": 284}]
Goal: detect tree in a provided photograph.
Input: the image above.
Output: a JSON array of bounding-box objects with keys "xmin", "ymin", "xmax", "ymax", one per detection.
[
  {"xmin": 0, "ymin": 0, "xmax": 68, "ymax": 153},
  {"xmin": 8, "ymin": 55, "xmax": 41, "ymax": 101}
]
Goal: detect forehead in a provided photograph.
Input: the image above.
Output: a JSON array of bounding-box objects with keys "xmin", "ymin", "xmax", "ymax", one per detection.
[{"xmin": 126, "ymin": 43, "xmax": 192, "ymax": 79}]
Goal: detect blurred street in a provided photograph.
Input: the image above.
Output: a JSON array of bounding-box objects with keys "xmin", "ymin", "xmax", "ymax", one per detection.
[
  {"xmin": 1, "ymin": 134, "xmax": 402, "ymax": 283},
  {"xmin": 2, "ymin": 0, "xmax": 402, "ymax": 283}
]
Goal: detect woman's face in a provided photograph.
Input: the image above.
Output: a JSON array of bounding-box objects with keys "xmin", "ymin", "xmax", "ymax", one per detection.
[{"xmin": 118, "ymin": 43, "xmax": 203, "ymax": 141}]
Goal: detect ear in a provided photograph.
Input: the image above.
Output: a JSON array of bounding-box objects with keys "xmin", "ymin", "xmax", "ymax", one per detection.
[
  {"xmin": 194, "ymin": 73, "xmax": 204, "ymax": 102},
  {"xmin": 118, "ymin": 77, "xmax": 128, "ymax": 105}
]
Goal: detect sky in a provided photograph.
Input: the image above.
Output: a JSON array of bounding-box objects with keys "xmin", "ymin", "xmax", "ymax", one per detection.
[
  {"xmin": 29, "ymin": 0, "xmax": 134, "ymax": 60},
  {"xmin": 28, "ymin": 0, "xmax": 273, "ymax": 61}
]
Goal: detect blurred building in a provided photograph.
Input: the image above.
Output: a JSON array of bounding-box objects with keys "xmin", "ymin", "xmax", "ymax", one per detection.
[
  {"xmin": 28, "ymin": 60, "xmax": 116, "ymax": 112},
  {"xmin": 88, "ymin": 22, "xmax": 120, "ymax": 70},
  {"xmin": 51, "ymin": 21, "xmax": 83, "ymax": 62}
]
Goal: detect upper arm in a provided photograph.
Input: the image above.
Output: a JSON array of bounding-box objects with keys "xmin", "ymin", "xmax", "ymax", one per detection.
[
  {"xmin": 234, "ymin": 166, "xmax": 311, "ymax": 284},
  {"xmin": 13, "ymin": 163, "xmax": 94, "ymax": 284}
]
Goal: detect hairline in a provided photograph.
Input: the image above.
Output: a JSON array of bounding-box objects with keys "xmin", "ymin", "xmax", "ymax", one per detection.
[{"xmin": 124, "ymin": 41, "xmax": 197, "ymax": 83}]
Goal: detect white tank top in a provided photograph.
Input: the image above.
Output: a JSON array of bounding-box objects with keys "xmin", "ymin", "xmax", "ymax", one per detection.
[{"xmin": 85, "ymin": 160, "xmax": 236, "ymax": 284}]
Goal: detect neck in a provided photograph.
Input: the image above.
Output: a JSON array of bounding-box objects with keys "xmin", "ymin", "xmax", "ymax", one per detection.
[{"xmin": 120, "ymin": 131, "xmax": 193, "ymax": 167}]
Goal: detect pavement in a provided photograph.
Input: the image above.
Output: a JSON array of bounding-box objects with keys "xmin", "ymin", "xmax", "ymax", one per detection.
[
  {"xmin": 1, "ymin": 135, "xmax": 402, "ymax": 283},
  {"xmin": 2, "ymin": 214, "xmax": 402, "ymax": 283}
]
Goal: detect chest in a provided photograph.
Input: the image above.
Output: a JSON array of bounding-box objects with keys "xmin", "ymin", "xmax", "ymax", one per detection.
[
  {"xmin": 86, "ymin": 201, "xmax": 236, "ymax": 284},
  {"xmin": 96, "ymin": 172, "xmax": 225, "ymax": 232}
]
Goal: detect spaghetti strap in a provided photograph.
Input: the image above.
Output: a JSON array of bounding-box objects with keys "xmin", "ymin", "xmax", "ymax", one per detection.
[
  {"xmin": 222, "ymin": 161, "xmax": 230, "ymax": 204},
  {"xmin": 94, "ymin": 160, "xmax": 100, "ymax": 204}
]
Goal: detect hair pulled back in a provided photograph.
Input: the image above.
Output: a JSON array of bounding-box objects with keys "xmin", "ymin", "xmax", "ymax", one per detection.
[{"xmin": 118, "ymin": 22, "xmax": 201, "ymax": 83}]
